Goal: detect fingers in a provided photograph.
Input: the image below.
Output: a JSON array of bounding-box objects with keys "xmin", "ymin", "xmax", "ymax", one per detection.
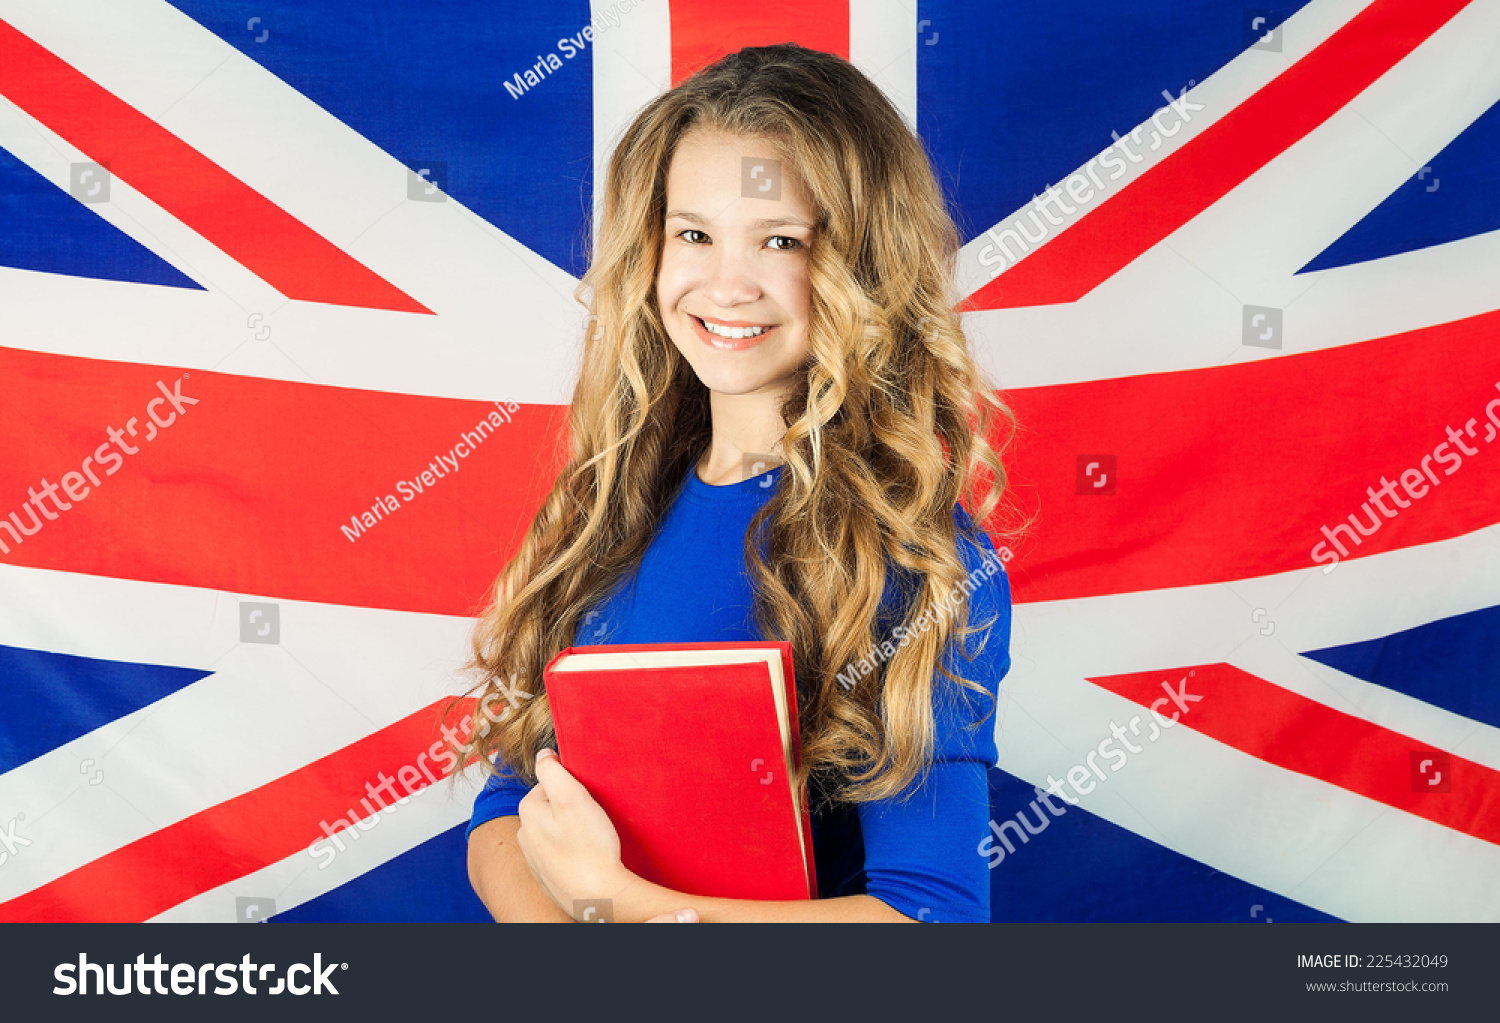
[
  {"xmin": 645, "ymin": 909, "xmax": 700, "ymax": 923},
  {"xmin": 532, "ymin": 747, "xmax": 584, "ymax": 805}
]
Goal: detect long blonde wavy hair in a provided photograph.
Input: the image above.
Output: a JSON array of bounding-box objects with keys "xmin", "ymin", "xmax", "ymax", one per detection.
[{"xmin": 458, "ymin": 43, "xmax": 1027, "ymax": 805}]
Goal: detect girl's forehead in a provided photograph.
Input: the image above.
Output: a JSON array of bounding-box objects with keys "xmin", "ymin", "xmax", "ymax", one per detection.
[
  {"xmin": 669, "ymin": 130, "xmax": 782, "ymax": 173},
  {"xmin": 664, "ymin": 130, "xmax": 813, "ymax": 217}
]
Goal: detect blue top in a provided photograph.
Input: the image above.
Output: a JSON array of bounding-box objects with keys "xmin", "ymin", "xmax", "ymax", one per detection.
[{"xmin": 466, "ymin": 464, "xmax": 1012, "ymax": 922}]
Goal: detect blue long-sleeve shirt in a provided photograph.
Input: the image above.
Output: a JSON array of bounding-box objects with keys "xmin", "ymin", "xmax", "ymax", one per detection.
[{"xmin": 466, "ymin": 464, "xmax": 1012, "ymax": 922}]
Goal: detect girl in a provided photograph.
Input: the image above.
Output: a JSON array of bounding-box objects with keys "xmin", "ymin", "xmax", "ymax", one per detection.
[{"xmin": 461, "ymin": 42, "xmax": 1024, "ymax": 923}]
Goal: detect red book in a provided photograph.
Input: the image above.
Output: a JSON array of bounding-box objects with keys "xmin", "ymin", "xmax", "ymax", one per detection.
[{"xmin": 543, "ymin": 641, "xmax": 817, "ymax": 901}]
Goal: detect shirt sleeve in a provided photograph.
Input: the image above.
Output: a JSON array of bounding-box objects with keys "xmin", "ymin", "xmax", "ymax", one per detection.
[
  {"xmin": 858, "ymin": 516, "xmax": 1013, "ymax": 923},
  {"xmin": 465, "ymin": 760, "xmax": 534, "ymax": 839}
]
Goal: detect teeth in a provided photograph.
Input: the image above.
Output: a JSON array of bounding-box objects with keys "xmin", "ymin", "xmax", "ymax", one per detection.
[{"xmin": 699, "ymin": 318, "xmax": 768, "ymax": 340}]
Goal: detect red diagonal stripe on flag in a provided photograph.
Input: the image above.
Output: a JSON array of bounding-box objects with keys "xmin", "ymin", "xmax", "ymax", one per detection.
[
  {"xmin": 0, "ymin": 698, "xmax": 475, "ymax": 922},
  {"xmin": 964, "ymin": 0, "xmax": 1474, "ymax": 310},
  {"xmin": 670, "ymin": 0, "xmax": 849, "ymax": 86},
  {"xmin": 0, "ymin": 19, "xmax": 431, "ymax": 315},
  {"xmin": 1088, "ymin": 663, "xmax": 1500, "ymax": 847}
]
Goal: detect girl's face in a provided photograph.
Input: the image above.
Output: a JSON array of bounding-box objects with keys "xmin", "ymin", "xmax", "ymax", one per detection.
[{"xmin": 656, "ymin": 130, "xmax": 815, "ymax": 399}]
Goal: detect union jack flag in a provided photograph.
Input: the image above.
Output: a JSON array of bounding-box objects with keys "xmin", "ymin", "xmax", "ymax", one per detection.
[{"xmin": 0, "ymin": 0, "xmax": 1496, "ymax": 923}]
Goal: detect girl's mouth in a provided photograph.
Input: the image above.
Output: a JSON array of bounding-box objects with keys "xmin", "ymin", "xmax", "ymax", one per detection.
[{"xmin": 690, "ymin": 314, "xmax": 777, "ymax": 351}]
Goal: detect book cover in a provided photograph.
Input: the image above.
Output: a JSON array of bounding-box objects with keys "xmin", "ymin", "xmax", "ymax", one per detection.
[{"xmin": 543, "ymin": 640, "xmax": 817, "ymax": 901}]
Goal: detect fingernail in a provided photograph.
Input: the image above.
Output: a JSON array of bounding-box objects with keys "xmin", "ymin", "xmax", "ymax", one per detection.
[
  {"xmin": 676, "ymin": 909, "xmax": 697, "ymax": 923},
  {"xmin": 536, "ymin": 748, "xmax": 557, "ymax": 762}
]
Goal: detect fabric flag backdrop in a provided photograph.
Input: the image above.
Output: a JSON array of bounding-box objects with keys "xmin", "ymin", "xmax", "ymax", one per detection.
[{"xmin": 1, "ymin": 0, "xmax": 1496, "ymax": 923}]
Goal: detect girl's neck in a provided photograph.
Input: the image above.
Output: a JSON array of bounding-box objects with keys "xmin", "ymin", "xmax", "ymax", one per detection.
[{"xmin": 696, "ymin": 383, "xmax": 793, "ymax": 486}]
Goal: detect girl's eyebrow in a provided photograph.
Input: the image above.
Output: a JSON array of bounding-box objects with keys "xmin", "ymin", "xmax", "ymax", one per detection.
[
  {"xmin": 750, "ymin": 216, "xmax": 814, "ymax": 231},
  {"xmin": 665, "ymin": 209, "xmax": 814, "ymax": 231}
]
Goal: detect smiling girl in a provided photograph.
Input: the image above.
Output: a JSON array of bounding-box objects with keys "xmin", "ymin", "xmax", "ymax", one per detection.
[{"xmin": 461, "ymin": 43, "xmax": 1023, "ymax": 923}]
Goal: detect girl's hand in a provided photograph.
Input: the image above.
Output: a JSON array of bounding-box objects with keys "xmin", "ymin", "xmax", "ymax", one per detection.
[{"xmin": 515, "ymin": 748, "xmax": 638, "ymax": 919}]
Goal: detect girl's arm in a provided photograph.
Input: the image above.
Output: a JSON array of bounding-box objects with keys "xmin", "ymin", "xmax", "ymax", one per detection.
[
  {"xmin": 516, "ymin": 750, "xmax": 915, "ymax": 923},
  {"xmin": 607, "ymin": 877, "xmax": 914, "ymax": 923},
  {"xmin": 468, "ymin": 816, "xmax": 574, "ymax": 922},
  {"xmin": 471, "ymin": 815, "xmax": 908, "ymax": 922}
]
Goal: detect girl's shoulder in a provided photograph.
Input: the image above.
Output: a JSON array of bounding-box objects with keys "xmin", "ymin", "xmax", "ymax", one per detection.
[
  {"xmin": 879, "ymin": 503, "xmax": 1011, "ymax": 625},
  {"xmin": 950, "ymin": 503, "xmax": 1012, "ymax": 625},
  {"xmin": 940, "ymin": 503, "xmax": 1013, "ymax": 737},
  {"xmin": 875, "ymin": 503, "xmax": 1012, "ymax": 674}
]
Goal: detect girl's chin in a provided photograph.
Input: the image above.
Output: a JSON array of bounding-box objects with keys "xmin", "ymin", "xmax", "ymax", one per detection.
[
  {"xmin": 693, "ymin": 365, "xmax": 803, "ymax": 399},
  {"xmin": 667, "ymin": 331, "xmax": 805, "ymax": 397},
  {"xmin": 701, "ymin": 376, "xmax": 776, "ymax": 397}
]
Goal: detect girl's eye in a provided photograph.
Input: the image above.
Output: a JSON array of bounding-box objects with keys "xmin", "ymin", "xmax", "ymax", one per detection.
[
  {"xmin": 680, "ymin": 229, "xmax": 709, "ymax": 244},
  {"xmin": 767, "ymin": 236, "xmax": 801, "ymax": 251}
]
